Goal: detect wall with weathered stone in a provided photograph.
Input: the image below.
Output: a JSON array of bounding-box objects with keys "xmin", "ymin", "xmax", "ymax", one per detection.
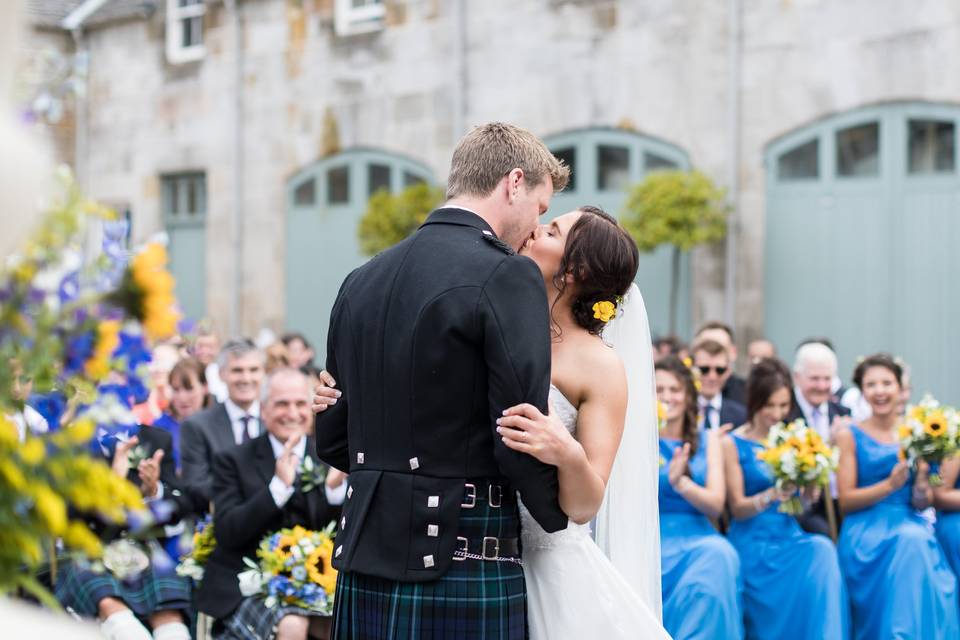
[{"xmin": 30, "ymin": 0, "xmax": 960, "ymax": 347}]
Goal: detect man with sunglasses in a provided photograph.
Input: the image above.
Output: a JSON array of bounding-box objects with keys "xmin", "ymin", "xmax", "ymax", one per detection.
[{"xmin": 692, "ymin": 339, "xmax": 746, "ymax": 432}]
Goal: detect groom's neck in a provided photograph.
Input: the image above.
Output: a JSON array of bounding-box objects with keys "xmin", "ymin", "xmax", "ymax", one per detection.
[{"xmin": 445, "ymin": 198, "xmax": 505, "ymax": 238}]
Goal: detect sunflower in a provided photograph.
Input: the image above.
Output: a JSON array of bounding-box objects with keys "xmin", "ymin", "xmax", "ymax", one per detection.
[
  {"xmin": 275, "ymin": 534, "xmax": 297, "ymax": 559},
  {"xmin": 306, "ymin": 540, "xmax": 337, "ymax": 595},
  {"xmin": 898, "ymin": 423, "xmax": 913, "ymax": 441},
  {"xmin": 924, "ymin": 411, "xmax": 947, "ymax": 437}
]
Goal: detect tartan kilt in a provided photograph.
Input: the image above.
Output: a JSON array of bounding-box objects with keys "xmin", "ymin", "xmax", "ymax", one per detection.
[
  {"xmin": 54, "ymin": 559, "xmax": 192, "ymax": 620},
  {"xmin": 332, "ymin": 483, "xmax": 526, "ymax": 640},
  {"xmin": 215, "ymin": 596, "xmax": 330, "ymax": 640}
]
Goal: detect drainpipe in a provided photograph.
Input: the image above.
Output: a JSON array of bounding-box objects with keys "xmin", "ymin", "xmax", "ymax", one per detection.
[
  {"xmin": 723, "ymin": 0, "xmax": 741, "ymax": 331},
  {"xmin": 451, "ymin": 0, "xmax": 466, "ymax": 139},
  {"xmin": 224, "ymin": 0, "xmax": 244, "ymax": 337}
]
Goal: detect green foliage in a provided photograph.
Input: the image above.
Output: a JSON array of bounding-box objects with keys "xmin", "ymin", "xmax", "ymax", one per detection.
[
  {"xmin": 621, "ymin": 170, "xmax": 728, "ymax": 253},
  {"xmin": 357, "ymin": 183, "xmax": 445, "ymax": 256}
]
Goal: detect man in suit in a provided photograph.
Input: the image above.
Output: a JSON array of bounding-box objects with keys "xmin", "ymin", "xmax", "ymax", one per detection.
[
  {"xmin": 197, "ymin": 368, "xmax": 344, "ymax": 640},
  {"xmin": 181, "ymin": 338, "xmax": 265, "ymax": 509},
  {"xmin": 692, "ymin": 339, "xmax": 747, "ymax": 431},
  {"xmin": 314, "ymin": 122, "xmax": 570, "ymax": 639},
  {"xmin": 789, "ymin": 341, "xmax": 851, "ymax": 537},
  {"xmin": 695, "ymin": 321, "xmax": 747, "ymax": 405}
]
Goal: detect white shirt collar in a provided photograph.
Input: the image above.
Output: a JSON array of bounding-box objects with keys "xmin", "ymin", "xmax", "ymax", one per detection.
[
  {"xmin": 700, "ymin": 394, "xmax": 722, "ymax": 411},
  {"xmin": 444, "ymin": 204, "xmax": 480, "ymax": 216},
  {"xmin": 224, "ymin": 397, "xmax": 260, "ymax": 422},
  {"xmin": 267, "ymin": 433, "xmax": 308, "ymax": 461},
  {"xmin": 794, "ymin": 385, "xmax": 828, "ymax": 419}
]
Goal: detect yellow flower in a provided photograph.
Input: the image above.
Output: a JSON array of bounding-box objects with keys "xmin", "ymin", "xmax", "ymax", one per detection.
[
  {"xmin": 898, "ymin": 423, "xmax": 913, "ymax": 441},
  {"xmin": 592, "ymin": 300, "xmax": 616, "ymax": 323},
  {"xmin": 31, "ymin": 484, "xmax": 67, "ymax": 536},
  {"xmin": 682, "ymin": 357, "xmax": 693, "ymax": 369},
  {"xmin": 18, "ymin": 437, "xmax": 46, "ymax": 465},
  {"xmin": 0, "ymin": 415, "xmax": 18, "ymax": 448},
  {"xmin": 924, "ymin": 411, "xmax": 947, "ymax": 437},
  {"xmin": 84, "ymin": 320, "xmax": 121, "ymax": 380},
  {"xmin": 64, "ymin": 520, "xmax": 103, "ymax": 558},
  {"xmin": 66, "ymin": 418, "xmax": 96, "ymax": 445},
  {"xmin": 0, "ymin": 459, "xmax": 27, "ymax": 490},
  {"xmin": 306, "ymin": 540, "xmax": 337, "ymax": 594}
]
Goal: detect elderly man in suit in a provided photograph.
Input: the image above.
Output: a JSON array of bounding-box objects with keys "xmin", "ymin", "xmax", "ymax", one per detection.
[
  {"xmin": 181, "ymin": 338, "xmax": 265, "ymax": 509},
  {"xmin": 692, "ymin": 339, "xmax": 747, "ymax": 432},
  {"xmin": 197, "ymin": 367, "xmax": 345, "ymax": 640},
  {"xmin": 789, "ymin": 341, "xmax": 851, "ymax": 537}
]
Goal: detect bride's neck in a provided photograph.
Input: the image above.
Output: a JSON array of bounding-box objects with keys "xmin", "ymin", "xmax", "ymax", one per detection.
[{"xmin": 548, "ymin": 287, "xmax": 580, "ymax": 336}]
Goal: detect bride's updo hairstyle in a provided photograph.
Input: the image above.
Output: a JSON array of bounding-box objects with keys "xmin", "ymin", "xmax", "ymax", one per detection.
[{"xmin": 552, "ymin": 206, "xmax": 640, "ymax": 336}]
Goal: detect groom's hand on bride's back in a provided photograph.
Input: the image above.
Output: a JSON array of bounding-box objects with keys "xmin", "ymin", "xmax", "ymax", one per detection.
[{"xmin": 312, "ymin": 370, "xmax": 341, "ymax": 414}]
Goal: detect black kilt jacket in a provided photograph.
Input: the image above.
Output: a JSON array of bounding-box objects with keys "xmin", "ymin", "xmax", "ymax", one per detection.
[{"xmin": 315, "ymin": 207, "xmax": 567, "ymax": 582}]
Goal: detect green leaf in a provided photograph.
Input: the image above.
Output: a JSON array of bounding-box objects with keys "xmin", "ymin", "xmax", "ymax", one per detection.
[{"xmin": 357, "ymin": 183, "xmax": 445, "ymax": 255}]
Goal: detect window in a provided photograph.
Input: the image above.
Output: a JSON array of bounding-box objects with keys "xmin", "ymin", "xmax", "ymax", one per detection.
[
  {"xmin": 368, "ymin": 164, "xmax": 392, "ymax": 196},
  {"xmin": 644, "ymin": 152, "xmax": 679, "ymax": 172},
  {"xmin": 403, "ymin": 171, "xmax": 426, "ymax": 188},
  {"xmin": 162, "ymin": 173, "xmax": 206, "ymax": 221},
  {"xmin": 836, "ymin": 123, "xmax": 879, "ymax": 177},
  {"xmin": 908, "ymin": 119, "xmax": 955, "ymax": 174},
  {"xmin": 327, "ymin": 167, "xmax": 350, "ymax": 204},
  {"xmin": 334, "ymin": 0, "xmax": 385, "ymax": 36},
  {"xmin": 597, "ymin": 145, "xmax": 630, "ymax": 191},
  {"xmin": 293, "ymin": 178, "xmax": 316, "ymax": 206},
  {"xmin": 166, "ymin": 0, "xmax": 206, "ymax": 65},
  {"xmin": 777, "ymin": 139, "xmax": 819, "ymax": 180},
  {"xmin": 552, "ymin": 147, "xmax": 576, "ymax": 192}
]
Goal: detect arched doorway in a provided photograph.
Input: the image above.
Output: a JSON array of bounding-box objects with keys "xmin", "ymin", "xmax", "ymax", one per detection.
[
  {"xmin": 544, "ymin": 127, "xmax": 692, "ymax": 339},
  {"xmin": 765, "ymin": 103, "xmax": 960, "ymax": 402},
  {"xmin": 285, "ymin": 148, "xmax": 435, "ymax": 350}
]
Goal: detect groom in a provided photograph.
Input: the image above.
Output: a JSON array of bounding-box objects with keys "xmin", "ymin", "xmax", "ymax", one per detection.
[{"xmin": 314, "ymin": 122, "xmax": 570, "ymax": 638}]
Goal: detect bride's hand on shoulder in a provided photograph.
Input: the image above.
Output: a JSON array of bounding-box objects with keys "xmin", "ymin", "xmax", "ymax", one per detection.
[
  {"xmin": 312, "ymin": 370, "xmax": 341, "ymax": 414},
  {"xmin": 497, "ymin": 401, "xmax": 582, "ymax": 467}
]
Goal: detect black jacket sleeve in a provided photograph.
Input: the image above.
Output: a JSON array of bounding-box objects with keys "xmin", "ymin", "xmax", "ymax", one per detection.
[
  {"xmin": 479, "ymin": 255, "xmax": 567, "ymax": 532},
  {"xmin": 211, "ymin": 449, "xmax": 282, "ymax": 551},
  {"xmin": 315, "ymin": 281, "xmax": 351, "ymax": 472},
  {"xmin": 180, "ymin": 415, "xmax": 214, "ymax": 507}
]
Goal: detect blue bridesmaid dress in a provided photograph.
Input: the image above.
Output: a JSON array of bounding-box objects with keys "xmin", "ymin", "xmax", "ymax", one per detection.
[
  {"xmin": 838, "ymin": 425, "xmax": 959, "ymax": 639},
  {"xmin": 936, "ymin": 469, "xmax": 960, "ymax": 578},
  {"xmin": 727, "ymin": 434, "xmax": 848, "ymax": 640},
  {"xmin": 659, "ymin": 433, "xmax": 743, "ymax": 640}
]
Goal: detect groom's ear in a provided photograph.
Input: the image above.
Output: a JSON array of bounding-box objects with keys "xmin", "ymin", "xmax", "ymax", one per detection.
[{"xmin": 505, "ymin": 168, "xmax": 524, "ymax": 202}]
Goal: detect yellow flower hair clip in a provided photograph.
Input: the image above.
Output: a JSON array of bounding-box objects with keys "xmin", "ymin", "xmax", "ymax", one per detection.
[{"xmin": 592, "ymin": 300, "xmax": 617, "ymax": 323}]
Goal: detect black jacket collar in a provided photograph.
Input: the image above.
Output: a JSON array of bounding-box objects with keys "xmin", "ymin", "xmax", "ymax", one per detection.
[{"xmin": 420, "ymin": 207, "xmax": 497, "ymax": 236}]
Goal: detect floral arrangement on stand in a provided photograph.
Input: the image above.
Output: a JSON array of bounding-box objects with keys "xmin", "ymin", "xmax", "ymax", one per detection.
[
  {"xmin": 756, "ymin": 418, "xmax": 840, "ymax": 514},
  {"xmin": 898, "ymin": 394, "xmax": 960, "ymax": 485},
  {"xmin": 0, "ymin": 170, "xmax": 180, "ymax": 606},
  {"xmin": 238, "ymin": 524, "xmax": 338, "ymax": 615}
]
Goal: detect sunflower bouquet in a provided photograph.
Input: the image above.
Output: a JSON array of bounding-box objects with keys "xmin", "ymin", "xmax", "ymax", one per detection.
[
  {"xmin": 238, "ymin": 524, "xmax": 338, "ymax": 615},
  {"xmin": 176, "ymin": 515, "xmax": 216, "ymax": 582},
  {"xmin": 898, "ymin": 394, "xmax": 960, "ymax": 485},
  {"xmin": 756, "ymin": 418, "xmax": 840, "ymax": 514}
]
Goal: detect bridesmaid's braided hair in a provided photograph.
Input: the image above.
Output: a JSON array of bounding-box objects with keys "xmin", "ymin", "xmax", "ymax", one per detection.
[
  {"xmin": 551, "ymin": 206, "xmax": 640, "ymax": 336},
  {"xmin": 655, "ymin": 355, "xmax": 700, "ymax": 458}
]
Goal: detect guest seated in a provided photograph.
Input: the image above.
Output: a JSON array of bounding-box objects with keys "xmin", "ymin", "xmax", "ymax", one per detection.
[
  {"xmin": 656, "ymin": 356, "xmax": 742, "ymax": 640},
  {"xmin": 55, "ymin": 401, "xmax": 193, "ymax": 640},
  {"xmin": 153, "ymin": 357, "xmax": 210, "ymax": 473},
  {"xmin": 695, "ymin": 321, "xmax": 746, "ymax": 405},
  {"xmin": 722, "ymin": 358, "xmax": 847, "ymax": 640},
  {"xmin": 835, "ymin": 354, "xmax": 959, "ymax": 639},
  {"xmin": 196, "ymin": 368, "xmax": 346, "ymax": 640},
  {"xmin": 692, "ymin": 339, "xmax": 746, "ymax": 432}
]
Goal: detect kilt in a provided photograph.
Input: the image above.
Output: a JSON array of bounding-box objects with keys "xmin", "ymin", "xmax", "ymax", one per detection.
[
  {"xmin": 332, "ymin": 480, "xmax": 526, "ymax": 640},
  {"xmin": 55, "ymin": 559, "xmax": 192, "ymax": 620},
  {"xmin": 215, "ymin": 596, "xmax": 330, "ymax": 640}
]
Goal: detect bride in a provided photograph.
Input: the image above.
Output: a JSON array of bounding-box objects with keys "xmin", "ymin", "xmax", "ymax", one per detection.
[{"xmin": 314, "ymin": 206, "xmax": 668, "ymax": 639}]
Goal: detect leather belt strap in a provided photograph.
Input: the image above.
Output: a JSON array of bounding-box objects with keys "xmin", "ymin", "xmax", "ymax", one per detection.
[{"xmin": 452, "ymin": 536, "xmax": 521, "ymax": 563}]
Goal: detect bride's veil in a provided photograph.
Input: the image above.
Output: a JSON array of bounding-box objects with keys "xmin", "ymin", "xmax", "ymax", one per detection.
[{"xmin": 596, "ymin": 282, "xmax": 663, "ymax": 620}]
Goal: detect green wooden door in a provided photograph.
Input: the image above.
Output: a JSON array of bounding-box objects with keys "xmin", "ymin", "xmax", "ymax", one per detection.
[
  {"xmin": 162, "ymin": 173, "xmax": 207, "ymax": 322},
  {"xmin": 765, "ymin": 103, "xmax": 960, "ymax": 403},
  {"xmin": 285, "ymin": 149, "xmax": 435, "ymax": 351},
  {"xmin": 544, "ymin": 128, "xmax": 692, "ymax": 339}
]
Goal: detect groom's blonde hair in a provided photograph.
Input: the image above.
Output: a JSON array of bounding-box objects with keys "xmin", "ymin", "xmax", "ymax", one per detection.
[{"xmin": 446, "ymin": 122, "xmax": 570, "ymax": 199}]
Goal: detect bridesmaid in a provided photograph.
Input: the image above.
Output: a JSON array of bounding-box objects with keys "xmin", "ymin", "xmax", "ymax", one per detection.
[
  {"xmin": 933, "ymin": 455, "xmax": 960, "ymax": 578},
  {"xmin": 656, "ymin": 356, "xmax": 743, "ymax": 640},
  {"xmin": 722, "ymin": 358, "xmax": 848, "ymax": 640},
  {"xmin": 836, "ymin": 354, "xmax": 959, "ymax": 639}
]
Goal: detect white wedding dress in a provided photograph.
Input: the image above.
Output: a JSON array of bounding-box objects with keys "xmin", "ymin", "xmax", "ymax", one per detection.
[{"xmin": 519, "ymin": 383, "xmax": 671, "ymax": 640}]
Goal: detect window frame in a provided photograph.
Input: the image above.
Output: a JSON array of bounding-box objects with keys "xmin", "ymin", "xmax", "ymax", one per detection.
[
  {"xmin": 334, "ymin": 0, "xmax": 386, "ymax": 37},
  {"xmin": 166, "ymin": 0, "xmax": 206, "ymax": 65},
  {"xmin": 161, "ymin": 172, "xmax": 207, "ymax": 228}
]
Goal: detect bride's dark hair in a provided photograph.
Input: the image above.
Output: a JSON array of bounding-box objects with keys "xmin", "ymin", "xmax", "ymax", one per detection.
[{"xmin": 551, "ymin": 206, "xmax": 640, "ymax": 336}]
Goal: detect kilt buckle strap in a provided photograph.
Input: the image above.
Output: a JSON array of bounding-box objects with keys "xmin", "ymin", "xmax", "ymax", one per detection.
[{"xmin": 452, "ymin": 535, "xmax": 521, "ymax": 564}]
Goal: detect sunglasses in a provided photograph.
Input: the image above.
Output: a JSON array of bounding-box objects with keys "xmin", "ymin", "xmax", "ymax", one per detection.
[{"xmin": 695, "ymin": 365, "xmax": 728, "ymax": 376}]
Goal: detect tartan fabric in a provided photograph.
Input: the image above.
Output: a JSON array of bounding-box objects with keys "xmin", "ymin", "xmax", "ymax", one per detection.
[
  {"xmin": 215, "ymin": 596, "xmax": 330, "ymax": 640},
  {"xmin": 54, "ymin": 559, "xmax": 192, "ymax": 619},
  {"xmin": 332, "ymin": 484, "xmax": 526, "ymax": 640}
]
